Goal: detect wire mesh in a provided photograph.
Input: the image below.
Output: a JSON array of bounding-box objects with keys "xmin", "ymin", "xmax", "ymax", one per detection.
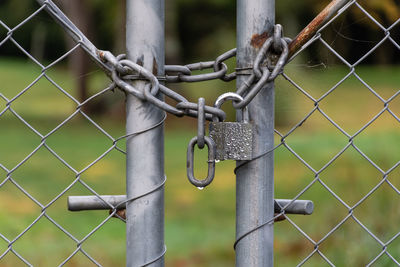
[
  {"xmin": 274, "ymin": 1, "xmax": 400, "ymax": 265},
  {"xmin": 1, "ymin": 0, "xmax": 400, "ymax": 266},
  {"xmin": 0, "ymin": 2, "xmax": 126, "ymax": 266}
]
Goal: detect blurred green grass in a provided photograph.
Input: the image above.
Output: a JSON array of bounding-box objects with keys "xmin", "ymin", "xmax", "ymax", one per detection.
[{"xmin": 1, "ymin": 57, "xmax": 400, "ymax": 266}]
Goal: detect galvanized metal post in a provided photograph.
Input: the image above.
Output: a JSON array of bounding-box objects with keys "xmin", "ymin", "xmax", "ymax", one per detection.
[
  {"xmin": 125, "ymin": 0, "xmax": 165, "ymax": 266},
  {"xmin": 236, "ymin": 0, "xmax": 275, "ymax": 266}
]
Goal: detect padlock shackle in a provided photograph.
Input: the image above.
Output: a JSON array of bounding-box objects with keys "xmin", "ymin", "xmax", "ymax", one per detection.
[{"xmin": 213, "ymin": 92, "xmax": 249, "ymax": 122}]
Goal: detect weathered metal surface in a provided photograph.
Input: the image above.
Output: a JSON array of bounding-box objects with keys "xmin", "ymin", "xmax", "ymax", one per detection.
[
  {"xmin": 125, "ymin": 0, "xmax": 165, "ymax": 266},
  {"xmin": 250, "ymin": 31, "xmax": 270, "ymax": 49},
  {"xmin": 209, "ymin": 122, "xmax": 253, "ymax": 161},
  {"xmin": 236, "ymin": 0, "xmax": 275, "ymax": 265},
  {"xmin": 68, "ymin": 195, "xmax": 126, "ymax": 211}
]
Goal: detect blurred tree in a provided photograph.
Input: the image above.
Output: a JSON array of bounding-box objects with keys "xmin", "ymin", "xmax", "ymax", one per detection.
[
  {"xmin": 176, "ymin": 0, "xmax": 235, "ymax": 61},
  {"xmin": 166, "ymin": 0, "xmax": 182, "ymax": 64},
  {"xmin": 60, "ymin": 0, "xmax": 93, "ymax": 110},
  {"xmin": 1, "ymin": 0, "xmax": 399, "ymax": 64},
  {"xmin": 59, "ymin": 0, "xmax": 124, "ymax": 114}
]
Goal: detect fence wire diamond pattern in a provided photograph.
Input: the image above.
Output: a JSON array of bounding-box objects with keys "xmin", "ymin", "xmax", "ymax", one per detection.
[
  {"xmin": 275, "ymin": 1, "xmax": 400, "ymax": 266},
  {"xmin": 0, "ymin": 0, "xmax": 400, "ymax": 266},
  {"xmin": 0, "ymin": 3, "xmax": 126, "ymax": 266}
]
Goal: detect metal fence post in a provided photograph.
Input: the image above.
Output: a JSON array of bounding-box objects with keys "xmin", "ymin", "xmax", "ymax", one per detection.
[
  {"xmin": 126, "ymin": 0, "xmax": 165, "ymax": 266},
  {"xmin": 236, "ymin": 0, "xmax": 275, "ymax": 266}
]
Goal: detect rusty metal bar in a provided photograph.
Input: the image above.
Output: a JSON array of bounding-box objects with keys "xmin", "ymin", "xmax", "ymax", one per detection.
[
  {"xmin": 288, "ymin": 0, "xmax": 353, "ymax": 58},
  {"xmin": 35, "ymin": 0, "xmax": 112, "ymax": 74}
]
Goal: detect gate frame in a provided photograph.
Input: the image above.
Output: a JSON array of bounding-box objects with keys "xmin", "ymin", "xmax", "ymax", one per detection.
[{"xmin": 125, "ymin": 0, "xmax": 165, "ymax": 266}]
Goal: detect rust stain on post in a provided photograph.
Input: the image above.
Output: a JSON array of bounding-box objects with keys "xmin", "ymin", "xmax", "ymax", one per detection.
[
  {"xmin": 152, "ymin": 57, "xmax": 158, "ymax": 75},
  {"xmin": 110, "ymin": 209, "xmax": 126, "ymax": 219},
  {"xmin": 250, "ymin": 31, "xmax": 269, "ymax": 48},
  {"xmin": 136, "ymin": 55, "xmax": 144, "ymax": 67},
  {"xmin": 98, "ymin": 50, "xmax": 105, "ymax": 60},
  {"xmin": 288, "ymin": 0, "xmax": 351, "ymax": 58}
]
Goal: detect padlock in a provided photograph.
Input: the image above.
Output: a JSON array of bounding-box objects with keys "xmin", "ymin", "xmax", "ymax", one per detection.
[{"xmin": 209, "ymin": 93, "xmax": 253, "ymax": 161}]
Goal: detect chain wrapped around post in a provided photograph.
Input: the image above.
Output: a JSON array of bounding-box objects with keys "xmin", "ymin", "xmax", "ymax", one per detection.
[
  {"xmin": 234, "ymin": 25, "xmax": 290, "ymax": 109},
  {"xmin": 100, "ymin": 25, "xmax": 289, "ymax": 124},
  {"xmin": 100, "ymin": 51, "xmax": 227, "ymax": 122},
  {"xmin": 99, "ymin": 24, "xmax": 290, "ymax": 188}
]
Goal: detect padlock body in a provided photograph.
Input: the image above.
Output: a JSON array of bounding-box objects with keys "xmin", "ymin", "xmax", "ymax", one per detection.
[{"xmin": 209, "ymin": 122, "xmax": 252, "ymax": 160}]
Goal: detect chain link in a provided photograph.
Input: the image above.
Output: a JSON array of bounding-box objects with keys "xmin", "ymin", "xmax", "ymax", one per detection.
[
  {"xmin": 102, "ymin": 25, "xmax": 289, "ymax": 123},
  {"xmin": 234, "ymin": 26, "xmax": 290, "ymax": 109},
  {"xmin": 197, "ymin": 98, "xmax": 206, "ymax": 149},
  {"xmin": 100, "ymin": 51, "xmax": 230, "ymax": 121},
  {"xmin": 100, "ymin": 25, "xmax": 290, "ymax": 188}
]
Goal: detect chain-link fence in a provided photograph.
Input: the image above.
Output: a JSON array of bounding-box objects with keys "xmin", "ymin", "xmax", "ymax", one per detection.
[
  {"xmin": 1, "ymin": 0, "xmax": 400, "ymax": 266},
  {"xmin": 273, "ymin": 1, "xmax": 400, "ymax": 265},
  {"xmin": 0, "ymin": 1, "xmax": 127, "ymax": 265}
]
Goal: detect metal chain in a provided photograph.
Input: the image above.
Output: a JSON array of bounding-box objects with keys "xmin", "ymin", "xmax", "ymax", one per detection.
[
  {"xmin": 234, "ymin": 26, "xmax": 290, "ymax": 109},
  {"xmin": 99, "ymin": 25, "xmax": 290, "ymax": 189},
  {"xmin": 101, "ymin": 25, "xmax": 289, "ymax": 122},
  {"xmin": 100, "ymin": 51, "xmax": 227, "ymax": 122}
]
